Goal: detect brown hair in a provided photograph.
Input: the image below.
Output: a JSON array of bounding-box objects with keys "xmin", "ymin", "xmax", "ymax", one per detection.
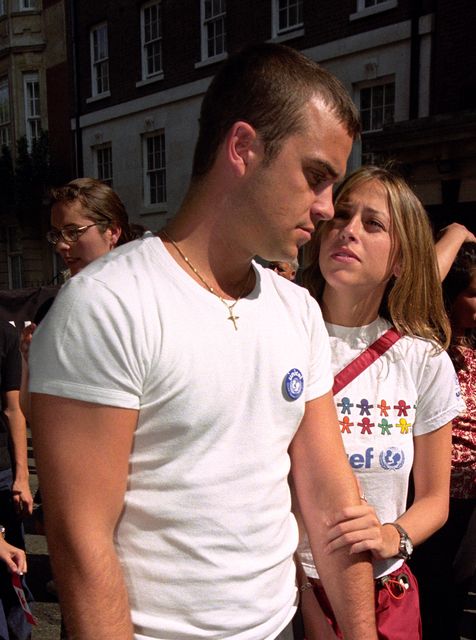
[
  {"xmin": 49, "ymin": 177, "xmax": 144, "ymax": 245},
  {"xmin": 192, "ymin": 43, "xmax": 361, "ymax": 179},
  {"xmin": 303, "ymin": 165, "xmax": 451, "ymax": 349}
]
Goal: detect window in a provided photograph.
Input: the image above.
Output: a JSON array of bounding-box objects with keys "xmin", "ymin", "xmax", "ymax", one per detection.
[
  {"xmin": 141, "ymin": 2, "xmax": 163, "ymax": 80},
  {"xmin": 272, "ymin": 0, "xmax": 303, "ymax": 36},
  {"xmin": 23, "ymin": 72, "xmax": 41, "ymax": 149},
  {"xmin": 352, "ymin": 0, "xmax": 397, "ymax": 19},
  {"xmin": 95, "ymin": 144, "xmax": 113, "ymax": 186},
  {"xmin": 20, "ymin": 0, "xmax": 36, "ymax": 9},
  {"xmin": 0, "ymin": 78, "xmax": 10, "ymax": 148},
  {"xmin": 7, "ymin": 227, "xmax": 23, "ymax": 290},
  {"xmin": 201, "ymin": 0, "xmax": 226, "ymax": 61},
  {"xmin": 0, "ymin": 1, "xmax": 6, "ymax": 17},
  {"xmin": 360, "ymin": 82, "xmax": 395, "ymax": 132},
  {"xmin": 360, "ymin": 0, "xmax": 387, "ymax": 7},
  {"xmin": 144, "ymin": 132, "xmax": 166, "ymax": 206},
  {"xmin": 90, "ymin": 23, "xmax": 109, "ymax": 97}
]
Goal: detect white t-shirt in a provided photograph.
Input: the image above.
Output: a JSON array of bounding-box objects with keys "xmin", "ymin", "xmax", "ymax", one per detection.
[
  {"xmin": 29, "ymin": 235, "xmax": 333, "ymax": 640},
  {"xmin": 298, "ymin": 317, "xmax": 464, "ymax": 579}
]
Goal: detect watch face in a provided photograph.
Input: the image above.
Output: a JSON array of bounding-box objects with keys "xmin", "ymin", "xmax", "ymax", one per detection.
[{"xmin": 404, "ymin": 538, "xmax": 413, "ymax": 555}]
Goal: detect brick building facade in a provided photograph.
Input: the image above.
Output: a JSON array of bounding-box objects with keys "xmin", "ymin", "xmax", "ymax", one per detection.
[{"xmin": 1, "ymin": 0, "xmax": 474, "ymax": 289}]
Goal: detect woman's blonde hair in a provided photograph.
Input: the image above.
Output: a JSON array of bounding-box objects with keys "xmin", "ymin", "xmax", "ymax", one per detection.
[{"xmin": 303, "ymin": 165, "xmax": 451, "ymax": 349}]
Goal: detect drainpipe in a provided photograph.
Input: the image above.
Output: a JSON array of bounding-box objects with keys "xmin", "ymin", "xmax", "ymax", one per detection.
[
  {"xmin": 409, "ymin": 0, "xmax": 423, "ymax": 120},
  {"xmin": 69, "ymin": 0, "xmax": 83, "ymax": 176}
]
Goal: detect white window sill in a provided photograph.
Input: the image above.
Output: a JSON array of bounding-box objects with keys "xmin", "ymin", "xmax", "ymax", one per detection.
[
  {"xmin": 350, "ymin": 0, "xmax": 397, "ymax": 21},
  {"xmin": 269, "ymin": 27, "xmax": 305, "ymax": 43},
  {"xmin": 86, "ymin": 91, "xmax": 111, "ymax": 104},
  {"xmin": 140, "ymin": 205, "xmax": 167, "ymax": 217},
  {"xmin": 136, "ymin": 73, "xmax": 164, "ymax": 88},
  {"xmin": 194, "ymin": 52, "xmax": 228, "ymax": 69}
]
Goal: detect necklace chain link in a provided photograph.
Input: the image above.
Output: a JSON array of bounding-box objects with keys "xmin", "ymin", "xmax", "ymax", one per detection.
[{"xmin": 162, "ymin": 231, "xmax": 251, "ymax": 330}]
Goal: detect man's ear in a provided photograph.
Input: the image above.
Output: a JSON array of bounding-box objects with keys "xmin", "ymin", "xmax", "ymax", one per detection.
[{"xmin": 226, "ymin": 121, "xmax": 261, "ymax": 176}]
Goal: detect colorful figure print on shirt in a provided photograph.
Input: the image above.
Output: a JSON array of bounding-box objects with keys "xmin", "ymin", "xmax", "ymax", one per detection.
[
  {"xmin": 398, "ymin": 418, "xmax": 412, "ymax": 434},
  {"xmin": 336, "ymin": 395, "xmax": 413, "ymax": 436},
  {"xmin": 357, "ymin": 398, "xmax": 373, "ymax": 415},
  {"xmin": 359, "ymin": 417, "xmax": 375, "ymax": 434},
  {"xmin": 394, "ymin": 400, "xmax": 411, "ymax": 416},
  {"xmin": 378, "ymin": 399, "xmax": 391, "ymax": 416},
  {"xmin": 338, "ymin": 397, "xmax": 353, "ymax": 414},
  {"xmin": 340, "ymin": 416, "xmax": 354, "ymax": 433},
  {"xmin": 379, "ymin": 418, "xmax": 393, "ymax": 435}
]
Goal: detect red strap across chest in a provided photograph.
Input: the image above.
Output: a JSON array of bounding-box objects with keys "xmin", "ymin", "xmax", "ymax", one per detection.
[{"xmin": 332, "ymin": 328, "xmax": 401, "ymax": 396}]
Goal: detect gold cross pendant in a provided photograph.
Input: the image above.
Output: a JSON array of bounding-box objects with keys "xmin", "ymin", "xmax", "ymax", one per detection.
[{"xmin": 227, "ymin": 309, "xmax": 239, "ymax": 330}]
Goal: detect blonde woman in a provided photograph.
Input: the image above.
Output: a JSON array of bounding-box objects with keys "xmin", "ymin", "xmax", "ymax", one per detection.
[{"xmin": 297, "ymin": 166, "xmax": 464, "ymax": 639}]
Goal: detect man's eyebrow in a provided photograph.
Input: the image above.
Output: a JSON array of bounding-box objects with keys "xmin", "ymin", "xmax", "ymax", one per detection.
[{"xmin": 305, "ymin": 158, "xmax": 339, "ymax": 180}]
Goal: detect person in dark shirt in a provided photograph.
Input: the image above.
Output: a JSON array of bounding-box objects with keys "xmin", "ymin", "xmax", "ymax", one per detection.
[{"xmin": 0, "ymin": 320, "xmax": 33, "ymax": 639}]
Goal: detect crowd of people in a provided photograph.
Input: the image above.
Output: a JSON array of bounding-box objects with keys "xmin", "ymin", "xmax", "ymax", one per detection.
[{"xmin": 0, "ymin": 43, "xmax": 474, "ymax": 640}]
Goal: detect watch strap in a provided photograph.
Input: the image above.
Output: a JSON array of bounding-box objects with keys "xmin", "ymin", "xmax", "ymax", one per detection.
[{"xmin": 384, "ymin": 522, "xmax": 413, "ymax": 559}]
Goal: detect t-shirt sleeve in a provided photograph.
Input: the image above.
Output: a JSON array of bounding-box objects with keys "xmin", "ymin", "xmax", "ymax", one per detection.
[
  {"xmin": 1, "ymin": 324, "xmax": 21, "ymax": 392},
  {"xmin": 304, "ymin": 295, "xmax": 333, "ymax": 402},
  {"xmin": 413, "ymin": 345, "xmax": 466, "ymax": 436},
  {"xmin": 29, "ymin": 276, "xmax": 152, "ymax": 409}
]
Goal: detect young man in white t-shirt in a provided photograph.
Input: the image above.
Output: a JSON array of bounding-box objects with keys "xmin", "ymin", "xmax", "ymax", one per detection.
[{"xmin": 29, "ymin": 44, "xmax": 378, "ymax": 640}]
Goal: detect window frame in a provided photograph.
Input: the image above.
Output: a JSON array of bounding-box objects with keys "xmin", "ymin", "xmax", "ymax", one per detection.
[
  {"xmin": 140, "ymin": 1, "xmax": 163, "ymax": 82},
  {"xmin": 94, "ymin": 143, "xmax": 113, "ymax": 187},
  {"xmin": 23, "ymin": 71, "xmax": 41, "ymax": 150},
  {"xmin": 90, "ymin": 22, "xmax": 110, "ymax": 99},
  {"xmin": 143, "ymin": 131, "xmax": 166, "ymax": 207},
  {"xmin": 271, "ymin": 0, "xmax": 304, "ymax": 38},
  {"xmin": 358, "ymin": 79, "xmax": 395, "ymax": 134},
  {"xmin": 0, "ymin": 76, "xmax": 11, "ymax": 148},
  {"xmin": 7, "ymin": 226, "xmax": 23, "ymax": 290},
  {"xmin": 19, "ymin": 0, "xmax": 36, "ymax": 10},
  {"xmin": 200, "ymin": 0, "xmax": 226, "ymax": 63},
  {"xmin": 350, "ymin": 0, "xmax": 397, "ymax": 21}
]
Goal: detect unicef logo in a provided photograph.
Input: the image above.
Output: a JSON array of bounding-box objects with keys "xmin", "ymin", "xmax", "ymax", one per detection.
[
  {"xmin": 284, "ymin": 368, "xmax": 304, "ymax": 400},
  {"xmin": 379, "ymin": 447, "xmax": 405, "ymax": 471}
]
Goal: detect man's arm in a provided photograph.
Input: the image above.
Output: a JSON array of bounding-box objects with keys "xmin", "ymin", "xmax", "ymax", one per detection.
[
  {"xmin": 290, "ymin": 390, "xmax": 377, "ymax": 640},
  {"xmin": 31, "ymin": 393, "xmax": 138, "ymax": 640},
  {"xmin": 3, "ymin": 390, "xmax": 33, "ymax": 516}
]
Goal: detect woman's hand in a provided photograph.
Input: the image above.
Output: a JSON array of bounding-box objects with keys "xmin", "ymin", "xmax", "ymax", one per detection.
[
  {"xmin": 20, "ymin": 323, "xmax": 37, "ymax": 364},
  {"xmin": 325, "ymin": 504, "xmax": 400, "ymax": 560},
  {"xmin": 0, "ymin": 539, "xmax": 27, "ymax": 574}
]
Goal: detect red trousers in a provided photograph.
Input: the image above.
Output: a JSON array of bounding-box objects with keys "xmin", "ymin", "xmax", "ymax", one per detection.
[{"xmin": 311, "ymin": 562, "xmax": 422, "ymax": 640}]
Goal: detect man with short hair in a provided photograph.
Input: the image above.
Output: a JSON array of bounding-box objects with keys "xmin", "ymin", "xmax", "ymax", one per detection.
[{"xmin": 30, "ymin": 44, "xmax": 377, "ymax": 640}]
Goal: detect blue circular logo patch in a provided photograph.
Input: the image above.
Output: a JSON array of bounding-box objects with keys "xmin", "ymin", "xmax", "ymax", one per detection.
[
  {"xmin": 284, "ymin": 368, "xmax": 304, "ymax": 400},
  {"xmin": 379, "ymin": 447, "xmax": 405, "ymax": 471}
]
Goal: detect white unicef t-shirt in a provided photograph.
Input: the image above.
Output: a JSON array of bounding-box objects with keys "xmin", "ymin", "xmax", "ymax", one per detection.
[{"xmin": 299, "ymin": 317, "xmax": 464, "ymax": 579}]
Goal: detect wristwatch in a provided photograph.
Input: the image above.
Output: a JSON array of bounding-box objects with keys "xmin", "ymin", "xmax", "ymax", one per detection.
[{"xmin": 385, "ymin": 522, "xmax": 413, "ymax": 560}]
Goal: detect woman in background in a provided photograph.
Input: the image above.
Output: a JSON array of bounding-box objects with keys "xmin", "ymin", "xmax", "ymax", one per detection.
[{"xmin": 21, "ymin": 177, "xmax": 145, "ymax": 414}]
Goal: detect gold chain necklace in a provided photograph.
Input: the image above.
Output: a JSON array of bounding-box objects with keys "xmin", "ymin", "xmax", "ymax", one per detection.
[{"xmin": 162, "ymin": 231, "xmax": 251, "ymax": 330}]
